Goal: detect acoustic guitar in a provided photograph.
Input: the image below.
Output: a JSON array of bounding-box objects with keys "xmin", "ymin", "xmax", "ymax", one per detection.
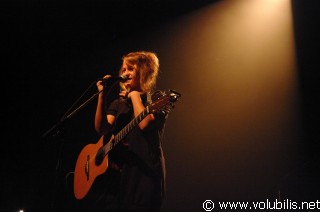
[{"xmin": 73, "ymin": 89, "xmax": 181, "ymax": 200}]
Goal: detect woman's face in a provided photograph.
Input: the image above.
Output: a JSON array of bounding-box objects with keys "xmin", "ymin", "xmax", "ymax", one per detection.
[{"xmin": 121, "ymin": 61, "xmax": 140, "ymax": 92}]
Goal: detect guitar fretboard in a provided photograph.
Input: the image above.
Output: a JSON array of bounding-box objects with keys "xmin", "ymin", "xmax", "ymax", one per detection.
[{"xmin": 102, "ymin": 106, "xmax": 150, "ymax": 154}]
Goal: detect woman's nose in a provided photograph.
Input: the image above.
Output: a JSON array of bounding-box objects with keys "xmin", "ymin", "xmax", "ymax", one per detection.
[{"xmin": 123, "ymin": 69, "xmax": 129, "ymax": 75}]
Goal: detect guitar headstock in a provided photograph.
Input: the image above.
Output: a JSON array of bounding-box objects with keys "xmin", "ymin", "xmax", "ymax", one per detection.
[{"xmin": 149, "ymin": 89, "xmax": 181, "ymax": 114}]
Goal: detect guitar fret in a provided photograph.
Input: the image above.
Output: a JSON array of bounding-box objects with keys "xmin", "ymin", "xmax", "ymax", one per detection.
[
  {"xmin": 104, "ymin": 107, "xmax": 150, "ymax": 155},
  {"xmin": 118, "ymin": 108, "xmax": 147, "ymax": 141}
]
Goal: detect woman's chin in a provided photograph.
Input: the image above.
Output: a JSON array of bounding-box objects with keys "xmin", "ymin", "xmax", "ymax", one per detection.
[{"xmin": 124, "ymin": 85, "xmax": 131, "ymax": 92}]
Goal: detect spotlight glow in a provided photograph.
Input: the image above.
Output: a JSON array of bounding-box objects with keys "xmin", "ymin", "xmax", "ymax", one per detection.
[{"xmin": 156, "ymin": 0, "xmax": 299, "ymax": 201}]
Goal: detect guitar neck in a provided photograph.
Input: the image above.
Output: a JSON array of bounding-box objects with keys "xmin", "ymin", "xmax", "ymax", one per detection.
[
  {"xmin": 103, "ymin": 106, "xmax": 150, "ymax": 153},
  {"xmin": 116, "ymin": 106, "xmax": 150, "ymax": 142}
]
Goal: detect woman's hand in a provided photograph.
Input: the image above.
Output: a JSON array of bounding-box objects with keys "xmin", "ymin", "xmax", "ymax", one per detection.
[
  {"xmin": 119, "ymin": 90, "xmax": 141, "ymax": 99},
  {"xmin": 127, "ymin": 91, "xmax": 140, "ymax": 99},
  {"xmin": 96, "ymin": 75, "xmax": 112, "ymax": 91},
  {"xmin": 119, "ymin": 89, "xmax": 129, "ymax": 98}
]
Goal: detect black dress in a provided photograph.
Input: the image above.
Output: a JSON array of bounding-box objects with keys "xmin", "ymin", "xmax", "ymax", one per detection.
[{"xmin": 94, "ymin": 92, "xmax": 168, "ymax": 212}]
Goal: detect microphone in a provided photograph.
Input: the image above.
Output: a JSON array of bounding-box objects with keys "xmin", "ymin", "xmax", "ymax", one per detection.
[{"xmin": 98, "ymin": 75, "xmax": 130, "ymax": 83}]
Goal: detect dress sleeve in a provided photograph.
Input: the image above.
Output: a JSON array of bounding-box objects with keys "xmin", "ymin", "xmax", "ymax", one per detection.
[{"xmin": 107, "ymin": 99, "xmax": 120, "ymax": 116}]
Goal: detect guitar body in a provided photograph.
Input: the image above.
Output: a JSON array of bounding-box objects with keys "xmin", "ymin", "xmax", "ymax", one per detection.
[{"xmin": 74, "ymin": 135, "xmax": 110, "ymax": 200}]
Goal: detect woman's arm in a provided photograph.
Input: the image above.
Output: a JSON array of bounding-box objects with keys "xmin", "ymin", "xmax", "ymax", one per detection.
[
  {"xmin": 128, "ymin": 91, "xmax": 156, "ymax": 131},
  {"xmin": 94, "ymin": 77, "xmax": 115, "ymax": 135}
]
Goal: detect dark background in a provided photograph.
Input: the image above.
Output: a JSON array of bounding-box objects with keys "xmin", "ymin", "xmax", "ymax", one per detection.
[{"xmin": 1, "ymin": 0, "xmax": 319, "ymax": 211}]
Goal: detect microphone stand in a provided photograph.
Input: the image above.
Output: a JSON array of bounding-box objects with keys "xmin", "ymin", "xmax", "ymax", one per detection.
[
  {"xmin": 41, "ymin": 89, "xmax": 102, "ymax": 138},
  {"xmin": 41, "ymin": 78, "xmax": 120, "ymax": 212},
  {"xmin": 42, "ymin": 79, "xmax": 119, "ymax": 139}
]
